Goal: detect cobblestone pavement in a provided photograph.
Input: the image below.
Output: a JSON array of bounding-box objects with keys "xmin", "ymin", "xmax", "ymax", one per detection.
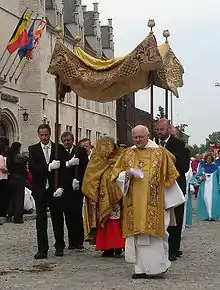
[{"xmin": 1, "ymin": 208, "xmax": 220, "ymax": 289}]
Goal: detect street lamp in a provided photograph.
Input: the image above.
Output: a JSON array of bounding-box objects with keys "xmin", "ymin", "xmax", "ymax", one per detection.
[
  {"xmin": 22, "ymin": 110, "xmax": 29, "ymax": 122},
  {"xmin": 18, "ymin": 104, "xmax": 29, "ymax": 122}
]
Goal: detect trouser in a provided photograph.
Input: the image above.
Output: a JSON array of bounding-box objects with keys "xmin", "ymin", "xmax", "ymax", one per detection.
[
  {"xmin": 8, "ymin": 177, "xmax": 25, "ymax": 222},
  {"xmin": 35, "ymin": 190, "xmax": 65, "ymax": 253},
  {"xmin": 167, "ymin": 203, "xmax": 185, "ymax": 255},
  {"xmin": 64, "ymin": 193, "xmax": 84, "ymax": 247},
  {"xmin": 64, "ymin": 208, "xmax": 84, "ymax": 246},
  {"xmin": 0, "ymin": 179, "xmax": 9, "ymax": 217}
]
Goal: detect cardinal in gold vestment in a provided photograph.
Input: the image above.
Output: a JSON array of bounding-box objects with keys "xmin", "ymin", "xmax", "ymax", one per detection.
[
  {"xmin": 111, "ymin": 125, "xmax": 185, "ymax": 279},
  {"xmin": 82, "ymin": 137, "xmax": 125, "ymax": 257}
]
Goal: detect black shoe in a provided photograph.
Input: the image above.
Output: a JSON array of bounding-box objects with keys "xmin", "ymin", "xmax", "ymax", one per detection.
[
  {"xmin": 101, "ymin": 249, "xmax": 114, "ymax": 257},
  {"xmin": 14, "ymin": 220, "xmax": 24, "ymax": 224},
  {"xmin": 55, "ymin": 249, "xmax": 64, "ymax": 257},
  {"xmin": 169, "ymin": 253, "xmax": 177, "ymax": 261},
  {"xmin": 6, "ymin": 217, "xmax": 12, "ymax": 223},
  {"xmin": 76, "ymin": 245, "xmax": 84, "ymax": 250},
  {"xmin": 114, "ymin": 249, "xmax": 122, "ymax": 256},
  {"xmin": 132, "ymin": 273, "xmax": 147, "ymax": 279},
  {"xmin": 68, "ymin": 244, "xmax": 84, "ymax": 250},
  {"xmin": 34, "ymin": 252, "xmax": 48, "ymax": 260},
  {"xmin": 176, "ymin": 250, "xmax": 183, "ymax": 257}
]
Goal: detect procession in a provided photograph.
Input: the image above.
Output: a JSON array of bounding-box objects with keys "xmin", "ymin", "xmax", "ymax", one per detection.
[{"xmin": 0, "ymin": 0, "xmax": 220, "ymax": 289}]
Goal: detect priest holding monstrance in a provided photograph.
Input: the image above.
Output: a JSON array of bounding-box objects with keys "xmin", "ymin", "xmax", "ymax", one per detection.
[{"xmin": 111, "ymin": 125, "xmax": 185, "ymax": 279}]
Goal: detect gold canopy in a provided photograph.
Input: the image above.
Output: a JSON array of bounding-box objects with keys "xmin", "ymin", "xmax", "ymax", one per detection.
[
  {"xmin": 152, "ymin": 42, "xmax": 184, "ymax": 97},
  {"xmin": 47, "ymin": 31, "xmax": 164, "ymax": 102}
]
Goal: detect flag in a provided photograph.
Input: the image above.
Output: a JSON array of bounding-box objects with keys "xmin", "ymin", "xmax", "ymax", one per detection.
[
  {"xmin": 7, "ymin": 10, "xmax": 32, "ymax": 54},
  {"xmin": 18, "ymin": 18, "xmax": 36, "ymax": 60},
  {"xmin": 33, "ymin": 20, "xmax": 46, "ymax": 48}
]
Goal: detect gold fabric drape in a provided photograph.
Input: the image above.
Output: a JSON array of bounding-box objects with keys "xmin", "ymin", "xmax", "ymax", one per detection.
[
  {"xmin": 111, "ymin": 147, "xmax": 179, "ymax": 238},
  {"xmin": 151, "ymin": 43, "xmax": 184, "ymax": 97},
  {"xmin": 47, "ymin": 32, "xmax": 163, "ymax": 102},
  {"xmin": 82, "ymin": 137, "xmax": 124, "ymax": 240},
  {"xmin": 74, "ymin": 46, "xmax": 124, "ymax": 70}
]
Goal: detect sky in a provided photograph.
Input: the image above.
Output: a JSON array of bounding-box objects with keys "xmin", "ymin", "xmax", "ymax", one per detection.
[{"xmin": 82, "ymin": 0, "xmax": 220, "ymax": 145}]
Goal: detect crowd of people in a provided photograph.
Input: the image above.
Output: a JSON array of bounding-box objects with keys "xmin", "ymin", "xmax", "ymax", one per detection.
[
  {"xmin": 183, "ymin": 150, "xmax": 220, "ymax": 228},
  {"xmin": 2, "ymin": 118, "xmax": 217, "ymax": 280}
]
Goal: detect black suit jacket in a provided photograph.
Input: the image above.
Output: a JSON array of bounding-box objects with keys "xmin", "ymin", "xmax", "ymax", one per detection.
[
  {"xmin": 59, "ymin": 145, "xmax": 88, "ymax": 190},
  {"xmin": 155, "ymin": 136, "xmax": 190, "ymax": 194},
  {"xmin": 59, "ymin": 145, "xmax": 88, "ymax": 209},
  {"xmin": 28, "ymin": 142, "xmax": 62, "ymax": 198}
]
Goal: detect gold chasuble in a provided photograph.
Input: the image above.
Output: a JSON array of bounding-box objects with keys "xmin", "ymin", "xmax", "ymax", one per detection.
[
  {"xmin": 82, "ymin": 137, "xmax": 124, "ymax": 241},
  {"xmin": 112, "ymin": 147, "xmax": 179, "ymax": 239}
]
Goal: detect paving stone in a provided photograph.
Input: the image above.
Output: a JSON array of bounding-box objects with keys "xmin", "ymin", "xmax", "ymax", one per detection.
[{"xmin": 0, "ymin": 200, "xmax": 219, "ymax": 289}]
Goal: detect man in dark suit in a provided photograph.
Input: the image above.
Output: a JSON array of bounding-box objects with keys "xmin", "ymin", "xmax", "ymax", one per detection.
[
  {"xmin": 155, "ymin": 119, "xmax": 190, "ymax": 261},
  {"xmin": 59, "ymin": 131, "xmax": 88, "ymax": 249},
  {"xmin": 28, "ymin": 124, "xmax": 64, "ymax": 259}
]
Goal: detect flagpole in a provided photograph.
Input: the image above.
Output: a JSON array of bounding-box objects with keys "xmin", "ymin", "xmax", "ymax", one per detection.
[
  {"xmin": 0, "ymin": 7, "xmax": 28, "ymax": 65},
  {"xmin": 10, "ymin": 59, "xmax": 24, "ymax": 83},
  {"xmin": 4, "ymin": 52, "xmax": 19, "ymax": 79},
  {"xmin": 13, "ymin": 19, "xmax": 46, "ymax": 84},
  {"xmin": 0, "ymin": 48, "xmax": 7, "ymax": 64},
  {"xmin": 0, "ymin": 54, "xmax": 11, "ymax": 76},
  {"xmin": 0, "ymin": 7, "xmax": 29, "ymax": 76}
]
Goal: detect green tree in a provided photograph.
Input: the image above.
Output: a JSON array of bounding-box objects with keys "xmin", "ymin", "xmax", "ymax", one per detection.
[
  {"xmin": 205, "ymin": 131, "xmax": 220, "ymax": 146},
  {"xmin": 176, "ymin": 123, "xmax": 189, "ymax": 144},
  {"xmin": 155, "ymin": 106, "xmax": 165, "ymax": 120}
]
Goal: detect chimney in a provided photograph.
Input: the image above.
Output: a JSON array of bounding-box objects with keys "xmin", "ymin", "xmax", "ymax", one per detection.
[
  {"xmin": 82, "ymin": 5, "xmax": 87, "ymax": 12},
  {"xmin": 75, "ymin": 0, "xmax": 81, "ymax": 5},
  {"xmin": 93, "ymin": 2, "xmax": 98, "ymax": 12},
  {"xmin": 108, "ymin": 18, "xmax": 113, "ymax": 27}
]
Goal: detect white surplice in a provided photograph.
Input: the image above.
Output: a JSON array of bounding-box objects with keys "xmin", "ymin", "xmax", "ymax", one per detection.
[{"xmin": 116, "ymin": 139, "xmax": 186, "ymax": 275}]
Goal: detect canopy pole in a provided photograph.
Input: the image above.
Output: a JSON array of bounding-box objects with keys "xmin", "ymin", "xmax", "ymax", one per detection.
[{"xmin": 54, "ymin": 26, "xmax": 62, "ymax": 190}]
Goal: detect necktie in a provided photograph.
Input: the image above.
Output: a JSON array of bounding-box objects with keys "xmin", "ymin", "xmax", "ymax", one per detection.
[
  {"xmin": 160, "ymin": 140, "xmax": 166, "ymax": 147},
  {"xmin": 44, "ymin": 146, "xmax": 50, "ymax": 164}
]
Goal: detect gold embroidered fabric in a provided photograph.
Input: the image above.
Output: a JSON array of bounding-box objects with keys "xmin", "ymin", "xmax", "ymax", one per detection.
[
  {"xmin": 47, "ymin": 32, "xmax": 163, "ymax": 102},
  {"xmin": 111, "ymin": 147, "xmax": 179, "ymax": 238},
  {"xmin": 74, "ymin": 46, "xmax": 124, "ymax": 70},
  {"xmin": 151, "ymin": 43, "xmax": 184, "ymax": 98},
  {"xmin": 82, "ymin": 137, "xmax": 124, "ymax": 240}
]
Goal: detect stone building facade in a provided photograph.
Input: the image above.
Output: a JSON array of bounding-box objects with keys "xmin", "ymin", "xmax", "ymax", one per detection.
[{"xmin": 0, "ymin": 0, "xmax": 116, "ymax": 151}]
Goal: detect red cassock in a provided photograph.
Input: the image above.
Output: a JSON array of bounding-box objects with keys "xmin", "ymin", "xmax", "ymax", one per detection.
[{"xmin": 95, "ymin": 219, "xmax": 125, "ymax": 251}]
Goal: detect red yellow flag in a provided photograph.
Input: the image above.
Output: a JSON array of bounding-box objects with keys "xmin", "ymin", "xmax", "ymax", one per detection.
[
  {"xmin": 7, "ymin": 10, "xmax": 32, "ymax": 54},
  {"xmin": 33, "ymin": 19, "xmax": 46, "ymax": 48}
]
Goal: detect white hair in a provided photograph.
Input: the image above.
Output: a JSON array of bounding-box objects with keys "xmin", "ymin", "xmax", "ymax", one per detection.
[
  {"xmin": 145, "ymin": 126, "xmax": 150, "ymax": 134},
  {"xmin": 132, "ymin": 125, "xmax": 150, "ymax": 135}
]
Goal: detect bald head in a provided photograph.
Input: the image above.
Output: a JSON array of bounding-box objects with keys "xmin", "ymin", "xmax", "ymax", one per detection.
[
  {"xmin": 156, "ymin": 118, "xmax": 170, "ymax": 140},
  {"xmin": 132, "ymin": 125, "xmax": 149, "ymax": 148}
]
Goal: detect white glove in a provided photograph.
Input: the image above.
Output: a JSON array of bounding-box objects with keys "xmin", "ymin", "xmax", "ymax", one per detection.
[
  {"xmin": 66, "ymin": 157, "xmax": 79, "ymax": 168},
  {"xmin": 48, "ymin": 160, "xmax": 60, "ymax": 171},
  {"xmin": 72, "ymin": 178, "xmax": 80, "ymax": 191},
  {"xmin": 53, "ymin": 188, "xmax": 64, "ymax": 197}
]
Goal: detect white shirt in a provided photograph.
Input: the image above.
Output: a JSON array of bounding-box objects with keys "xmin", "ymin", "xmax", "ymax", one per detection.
[
  {"xmin": 66, "ymin": 146, "xmax": 74, "ymax": 155},
  {"xmin": 41, "ymin": 141, "xmax": 52, "ymax": 164},
  {"xmin": 41, "ymin": 141, "xmax": 52, "ymax": 189},
  {"xmin": 158, "ymin": 135, "xmax": 170, "ymax": 147}
]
